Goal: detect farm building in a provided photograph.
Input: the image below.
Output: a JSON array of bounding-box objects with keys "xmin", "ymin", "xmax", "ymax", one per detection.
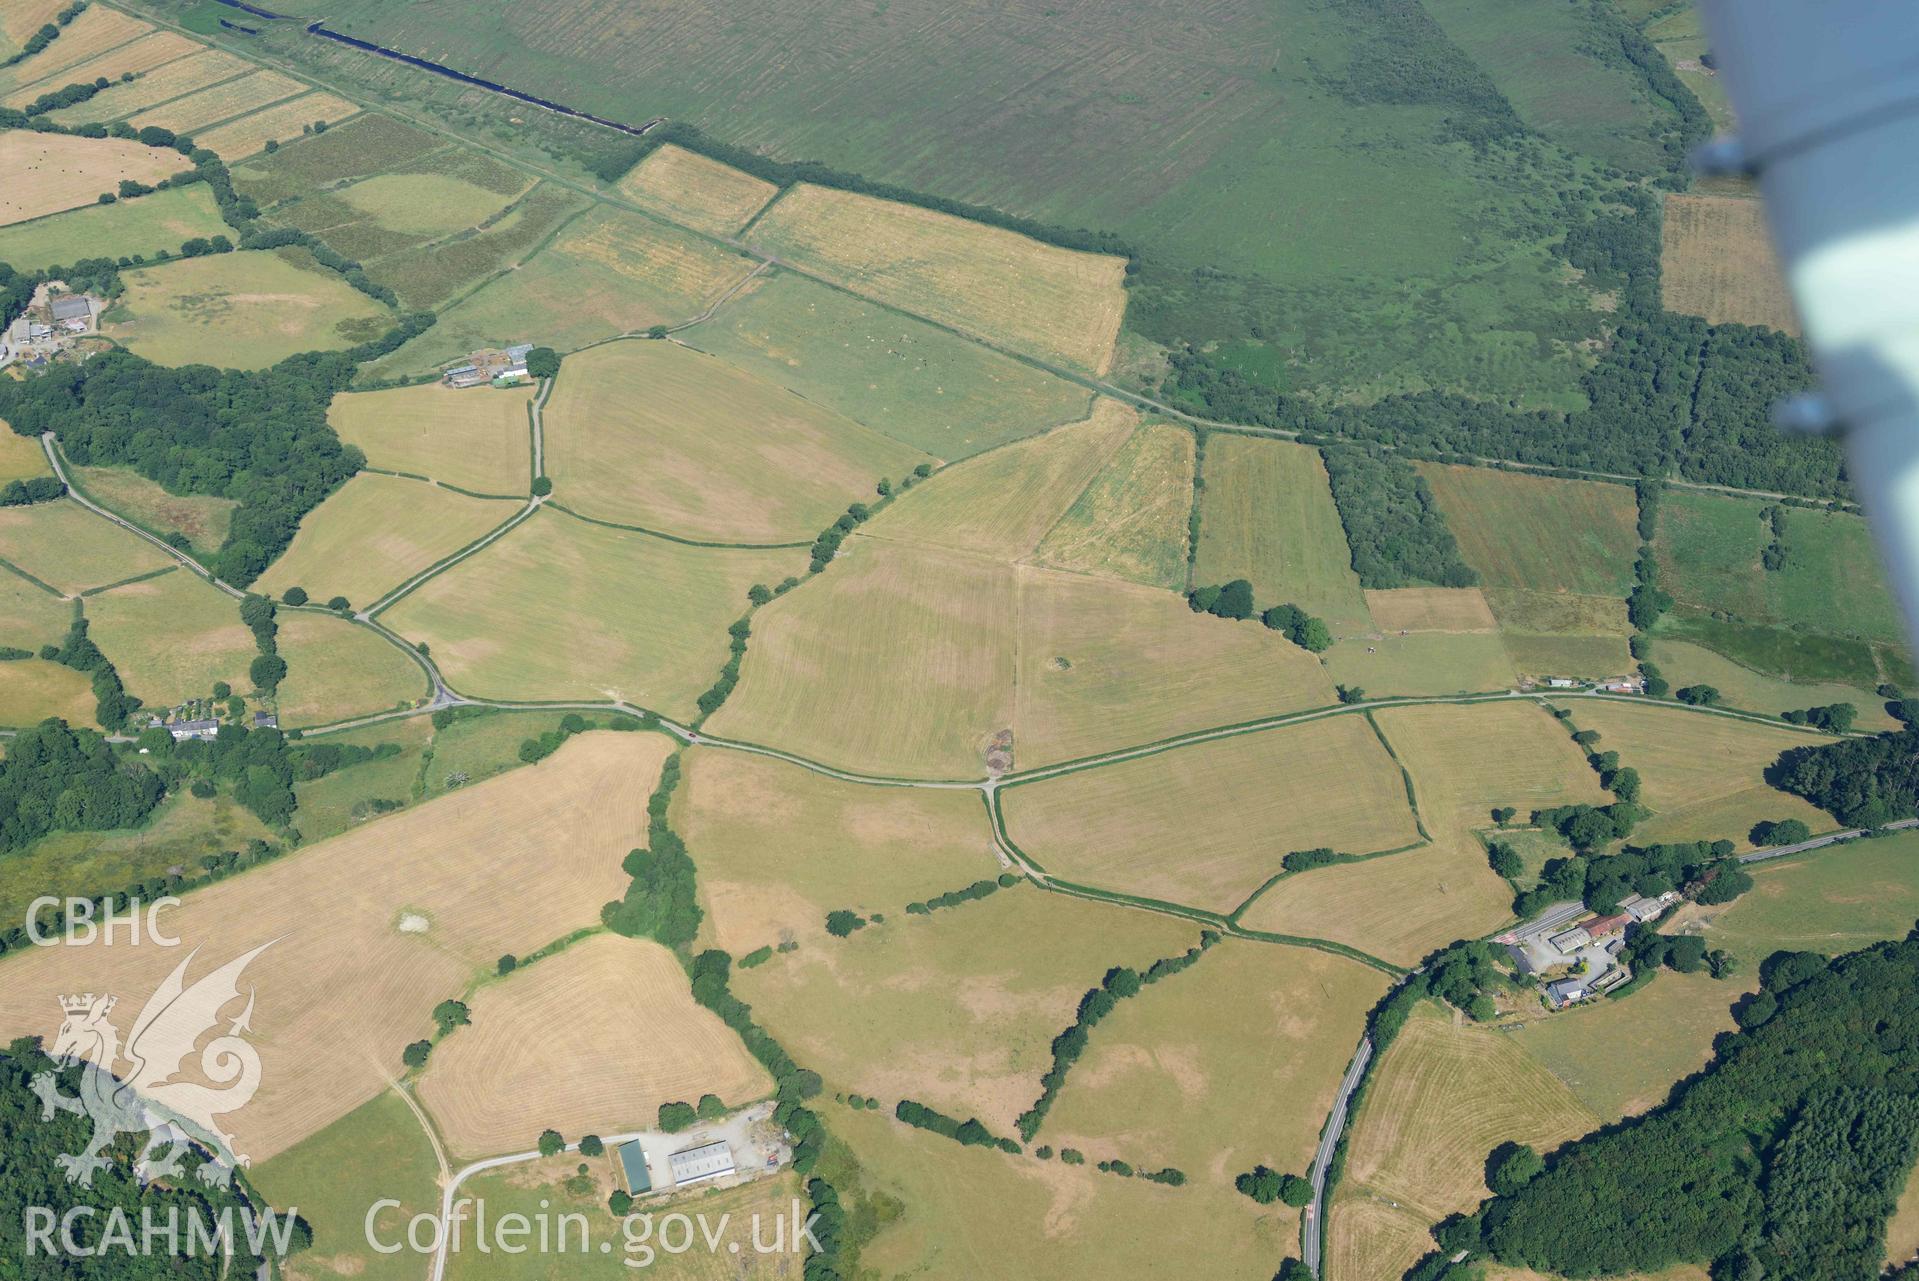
[
  {"xmin": 666, "ymin": 1140, "xmax": 735, "ymax": 1189},
  {"xmin": 155, "ymin": 717, "xmax": 220, "ymax": 742},
  {"xmin": 617, "ymin": 1140, "xmax": 652, "ymax": 1194},
  {"xmin": 1546, "ymin": 977, "xmax": 1588, "ymax": 1006},
  {"xmin": 50, "ymin": 294, "xmax": 94, "ymax": 331},
  {"xmin": 444, "ymin": 342, "xmax": 534, "ymax": 389}
]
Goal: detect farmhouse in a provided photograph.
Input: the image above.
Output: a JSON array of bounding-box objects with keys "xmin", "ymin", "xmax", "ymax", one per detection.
[
  {"xmin": 152, "ymin": 716, "xmax": 220, "ymax": 742},
  {"xmin": 443, "ymin": 342, "xmax": 534, "ymax": 389},
  {"xmin": 666, "ymin": 1139, "xmax": 735, "ymax": 1189}
]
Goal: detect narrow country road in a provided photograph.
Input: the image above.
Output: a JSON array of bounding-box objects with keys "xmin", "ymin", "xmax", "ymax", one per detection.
[{"xmin": 1303, "ymin": 1034, "xmax": 1375, "ymax": 1276}]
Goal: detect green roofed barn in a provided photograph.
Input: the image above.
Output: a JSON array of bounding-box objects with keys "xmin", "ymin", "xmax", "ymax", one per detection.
[{"xmin": 617, "ymin": 1140, "xmax": 652, "ymax": 1194}]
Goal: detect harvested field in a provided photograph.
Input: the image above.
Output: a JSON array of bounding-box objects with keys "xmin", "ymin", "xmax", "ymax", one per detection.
[
  {"xmin": 0, "ymin": 567, "xmax": 73, "ymax": 651},
  {"xmin": 0, "ymin": 182, "xmax": 226, "ymax": 272},
  {"xmin": 274, "ymin": 612, "xmax": 427, "ymax": 727},
  {"xmin": 705, "ymin": 538, "xmax": 1015, "ymax": 777},
  {"xmin": 1365, "ymin": 586, "xmax": 1497, "ymax": 633},
  {"xmin": 0, "ymin": 428, "xmax": 48, "ymax": 484},
  {"xmin": 1418, "ymin": 463, "xmax": 1640, "ymax": 596},
  {"xmin": 1563, "ymin": 699, "xmax": 1833, "ymax": 843},
  {"xmin": 103, "ymin": 247, "xmax": 390, "ymax": 368},
  {"xmin": 1032, "ymin": 420, "xmax": 1194, "ymax": 590},
  {"xmin": 381, "ymin": 507, "xmax": 802, "ymax": 717},
  {"xmin": 680, "ymin": 268, "xmax": 1093, "ymax": 459},
  {"xmin": 0, "ymin": 732, "xmax": 669, "ymax": 1162},
  {"xmin": 0, "ymin": 0, "xmax": 65, "ymax": 57},
  {"xmin": 251, "ymin": 1091, "xmax": 440, "ymax": 1281},
  {"xmin": 129, "ymin": 69, "xmax": 308, "ymax": 136},
  {"xmin": 0, "ymin": 657, "xmax": 95, "ymax": 727},
  {"xmin": 0, "ymin": 131, "xmax": 187, "ymax": 226},
  {"xmin": 1002, "ymin": 714, "xmax": 1419, "ymax": 913},
  {"xmin": 84, "ymin": 569, "xmax": 256, "ymax": 707},
  {"xmin": 0, "ymin": 3, "xmax": 150, "ymax": 95},
  {"xmin": 196, "ymin": 92, "xmax": 362, "ymax": 159},
  {"xmin": 1320, "ymin": 632, "xmax": 1518, "ymax": 698},
  {"xmin": 4, "ymin": 31, "xmax": 199, "ymax": 108},
  {"xmin": 1502, "ymin": 632, "xmax": 1634, "ymax": 682},
  {"xmin": 1650, "ymin": 638, "xmax": 1896, "ymax": 730},
  {"xmin": 1375, "ymin": 700, "xmax": 1608, "ymax": 821},
  {"xmin": 1662, "ymin": 193, "xmax": 1797, "ymax": 334},
  {"xmin": 860, "ymin": 401, "xmax": 1135, "ymax": 562},
  {"xmin": 749, "ymin": 184, "xmax": 1129, "ymax": 372},
  {"xmin": 329, "ymin": 382, "xmax": 533, "ymax": 497},
  {"xmin": 43, "ymin": 48, "xmax": 252, "ymax": 124},
  {"xmin": 1329, "ymin": 1006, "xmax": 1599, "ymax": 1281},
  {"xmin": 616, "ymin": 143, "xmax": 779, "ymax": 236},
  {"xmin": 544, "ymin": 340, "xmax": 929, "ymax": 542},
  {"xmin": 76, "ymin": 463, "xmax": 234, "ymax": 554},
  {"xmin": 735, "ymin": 887, "xmax": 1197, "ymax": 1132},
  {"xmin": 672, "ymin": 747, "xmax": 995, "ymax": 955},
  {"xmin": 1012, "ymin": 566, "xmax": 1335, "ymax": 767},
  {"xmin": 419, "ymin": 933, "xmax": 771, "ymax": 1159},
  {"xmin": 257, "ymin": 473, "xmax": 521, "ymax": 609},
  {"xmin": 1194, "ymin": 436, "xmax": 1371, "ymax": 635},
  {"xmin": 1512, "ymin": 970, "xmax": 1741, "ymax": 1122},
  {"xmin": 1678, "ymin": 830, "xmax": 1919, "ymax": 962},
  {"xmin": 0, "ymin": 497, "xmax": 171, "ymax": 594},
  {"xmin": 836, "ymin": 1106, "xmax": 1294, "ymax": 1279},
  {"xmin": 1043, "ymin": 941, "xmax": 1386, "ymax": 1182}
]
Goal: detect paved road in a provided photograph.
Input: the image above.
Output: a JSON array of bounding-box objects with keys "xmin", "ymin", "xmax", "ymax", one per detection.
[
  {"xmin": 1738, "ymin": 815, "xmax": 1919, "ymax": 863},
  {"xmin": 1303, "ymin": 1033, "xmax": 1375, "ymax": 1275}
]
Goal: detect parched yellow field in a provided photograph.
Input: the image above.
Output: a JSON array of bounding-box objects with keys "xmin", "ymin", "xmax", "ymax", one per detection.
[
  {"xmin": 84, "ymin": 569, "xmax": 257, "ymax": 707},
  {"xmin": 1366, "ymin": 586, "xmax": 1497, "ymax": 632},
  {"xmin": 862, "ymin": 401, "xmax": 1136, "ymax": 562},
  {"xmin": 419, "ymin": 933, "xmax": 771, "ymax": 1159},
  {"xmin": 1564, "ymin": 699, "xmax": 1834, "ymax": 844},
  {"xmin": 274, "ymin": 611, "xmax": 427, "ymax": 726},
  {"xmin": 0, "ymin": 131, "xmax": 186, "ymax": 225},
  {"xmin": 1510, "ymin": 969, "xmax": 1741, "ymax": 1123},
  {"xmin": 329, "ymin": 382, "xmax": 533, "ymax": 496},
  {"xmin": 196, "ymin": 92, "xmax": 362, "ymax": 159},
  {"xmin": 1043, "ymin": 941, "xmax": 1387, "ymax": 1181},
  {"xmin": 836, "ymin": 1103, "xmax": 1297, "ymax": 1279},
  {"xmin": 0, "ymin": 657, "xmax": 95, "ymax": 727},
  {"xmin": 1003, "ymin": 714, "xmax": 1419, "ymax": 913},
  {"xmin": 0, "ymin": 568, "xmax": 72, "ymax": 651},
  {"xmin": 1662, "ymin": 193, "xmax": 1798, "ymax": 334},
  {"xmin": 104, "ymin": 248, "xmax": 390, "ymax": 369},
  {"xmin": 1032, "ymin": 420, "xmax": 1195, "ymax": 590},
  {"xmin": 1321, "ymin": 631, "xmax": 1519, "ymax": 698},
  {"xmin": 129, "ymin": 68, "xmax": 308, "ymax": 136},
  {"xmin": 257, "ymin": 474, "xmax": 522, "ymax": 609},
  {"xmin": 1329, "ymin": 1006, "xmax": 1599, "ymax": 1281},
  {"xmin": 0, "ymin": 732, "xmax": 668, "ymax": 1162},
  {"xmin": 1245, "ymin": 702, "xmax": 1604, "ymax": 961},
  {"xmin": 1502, "ymin": 632, "xmax": 1636, "ymax": 683},
  {"xmin": 616, "ymin": 143, "xmax": 779, "ymax": 236},
  {"xmin": 1485, "ymin": 588, "xmax": 1633, "ymax": 638},
  {"xmin": 0, "ymin": 0, "xmax": 66, "ymax": 55},
  {"xmin": 544, "ymin": 340, "xmax": 929, "ymax": 542},
  {"xmin": 0, "ymin": 2, "xmax": 150, "ymax": 95},
  {"xmin": 706, "ymin": 538, "xmax": 1015, "ymax": 777},
  {"xmin": 672, "ymin": 747, "xmax": 996, "ymax": 955},
  {"xmin": 381, "ymin": 507, "xmax": 802, "ymax": 717},
  {"xmin": 0, "ymin": 497, "xmax": 171, "ymax": 594},
  {"xmin": 43, "ymin": 48, "xmax": 253, "ymax": 125},
  {"xmin": 4, "ymin": 31, "xmax": 199, "ymax": 109},
  {"xmin": 748, "ymin": 183, "xmax": 1129, "ymax": 372},
  {"xmin": 1418, "ymin": 463, "xmax": 1641, "ymax": 597},
  {"xmin": 735, "ymin": 887, "xmax": 1197, "ymax": 1131},
  {"xmin": 76, "ymin": 464, "xmax": 234, "ymax": 554},
  {"xmin": 1652, "ymin": 637, "xmax": 1898, "ymax": 730},
  {"xmin": 1195, "ymin": 435, "xmax": 1372, "ymax": 636},
  {"xmin": 1483, "ymin": 1265, "xmax": 1709, "ymax": 1281},
  {"xmin": 0, "ymin": 427, "xmax": 49, "ymax": 483},
  {"xmin": 1012, "ymin": 565, "xmax": 1336, "ymax": 767}
]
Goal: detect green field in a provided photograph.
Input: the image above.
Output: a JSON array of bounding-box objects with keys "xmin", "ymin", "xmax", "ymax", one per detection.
[
  {"xmin": 1418, "ymin": 464, "xmax": 1640, "ymax": 597},
  {"xmin": 103, "ymin": 247, "xmax": 391, "ymax": 369},
  {"xmin": 1647, "ymin": 4, "xmax": 1735, "ymax": 132},
  {"xmin": 380, "ymin": 507, "xmax": 802, "ymax": 717},
  {"xmin": 84, "ymin": 568, "xmax": 259, "ymax": 708},
  {"xmin": 278, "ymin": 170, "xmax": 528, "ymax": 265},
  {"xmin": 289, "ymin": 716, "xmax": 434, "ymax": 843},
  {"xmin": 1032, "ymin": 421, "xmax": 1193, "ymax": 590},
  {"xmin": 274, "ymin": 611, "xmax": 428, "ymax": 727},
  {"xmin": 679, "ymin": 269, "xmax": 1094, "ymax": 459},
  {"xmin": 361, "ymin": 182, "xmax": 591, "ymax": 313},
  {"xmin": 0, "ymin": 657, "xmax": 95, "ymax": 727},
  {"xmin": 0, "ymin": 498, "xmax": 172, "ymax": 595},
  {"xmin": 0, "ymin": 430, "xmax": 49, "ymax": 485},
  {"xmin": 75, "ymin": 464, "xmax": 235, "ymax": 554},
  {"xmin": 231, "ymin": 112, "xmax": 450, "ymax": 208},
  {"xmin": 250, "ymin": 1090, "xmax": 441, "ymax": 1281},
  {"xmin": 328, "ymin": 382, "xmax": 535, "ymax": 497},
  {"xmin": 1650, "ymin": 637, "xmax": 1898, "ymax": 730},
  {"xmin": 1689, "ymin": 833, "xmax": 1919, "ymax": 963},
  {"xmin": 1194, "ymin": 435, "xmax": 1372, "ymax": 635},
  {"xmin": 0, "ymin": 184, "xmax": 226, "ymax": 269},
  {"xmin": 1500, "ymin": 633, "xmax": 1634, "ymax": 682},
  {"xmin": 1320, "ymin": 632, "xmax": 1519, "ymax": 698},
  {"xmin": 0, "ymin": 568, "xmax": 74, "ymax": 652}
]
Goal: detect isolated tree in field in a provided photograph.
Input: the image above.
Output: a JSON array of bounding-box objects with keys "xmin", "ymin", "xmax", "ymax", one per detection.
[
  {"xmin": 696, "ymin": 1093, "xmax": 726, "ymax": 1120},
  {"xmin": 212, "ymin": 681, "xmax": 231, "ymax": 700},
  {"xmin": 578, "ymin": 1134, "xmax": 604, "ymax": 1156},
  {"xmin": 525, "ymin": 347, "xmax": 560, "ymax": 379},
  {"xmin": 1278, "ymin": 1173, "xmax": 1312, "ymax": 1207},
  {"xmin": 497, "ymin": 953, "xmax": 517, "ymax": 975},
  {"xmin": 1491, "ymin": 806, "xmax": 1517, "ymax": 826},
  {"xmin": 658, "ymin": 1101, "xmax": 696, "ymax": 1132},
  {"xmin": 432, "ymin": 999, "xmax": 470, "ymax": 1036},
  {"xmin": 282, "ymin": 586, "xmax": 307, "ymax": 606},
  {"xmin": 531, "ymin": 476, "xmax": 552, "ymax": 497},
  {"xmin": 1337, "ymin": 684, "xmax": 1366, "ymax": 704},
  {"xmin": 1234, "ymin": 1164, "xmax": 1284, "ymax": 1204},
  {"xmin": 402, "ymin": 1039, "xmax": 432, "ymax": 1069},
  {"xmin": 537, "ymin": 1129, "xmax": 565, "ymax": 1157},
  {"xmin": 608, "ymin": 1190, "xmax": 632, "ymax": 1216},
  {"xmin": 1676, "ymin": 684, "xmax": 1720, "ymax": 707},
  {"xmin": 825, "ymin": 909, "xmax": 866, "ymax": 937},
  {"xmin": 1487, "ymin": 1142, "xmax": 1543, "ymax": 1195},
  {"xmin": 1488, "ymin": 842, "xmax": 1523, "ymax": 880},
  {"xmin": 327, "ymin": 596, "xmax": 350, "ymax": 612}
]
